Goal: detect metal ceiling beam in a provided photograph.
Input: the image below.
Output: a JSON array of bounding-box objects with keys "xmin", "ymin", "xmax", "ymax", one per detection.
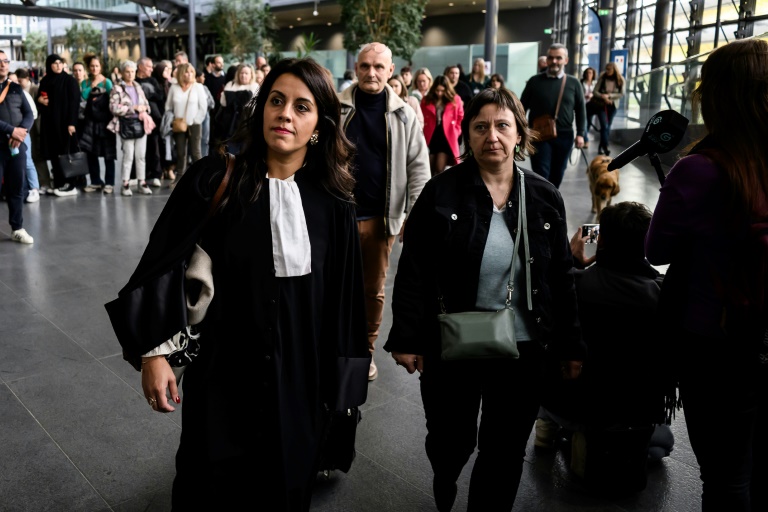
[
  {"xmin": 0, "ymin": 4, "xmax": 142, "ymax": 23},
  {"xmin": 127, "ymin": 0, "xmax": 189, "ymax": 17}
]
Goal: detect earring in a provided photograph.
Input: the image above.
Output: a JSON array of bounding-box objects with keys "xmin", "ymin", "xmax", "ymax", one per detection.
[
  {"xmin": 309, "ymin": 133, "xmax": 319, "ymax": 146},
  {"xmin": 515, "ymin": 144, "xmax": 520, "ymax": 153}
]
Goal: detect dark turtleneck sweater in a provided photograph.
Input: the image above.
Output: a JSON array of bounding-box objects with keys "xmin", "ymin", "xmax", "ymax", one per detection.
[{"xmin": 346, "ymin": 88, "xmax": 387, "ymax": 219}]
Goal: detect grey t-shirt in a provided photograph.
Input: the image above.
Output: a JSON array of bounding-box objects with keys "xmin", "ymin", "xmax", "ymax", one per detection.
[{"xmin": 475, "ymin": 206, "xmax": 534, "ymax": 341}]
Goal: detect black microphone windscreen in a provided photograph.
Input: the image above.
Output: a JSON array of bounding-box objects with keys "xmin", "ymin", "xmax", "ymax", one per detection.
[{"xmin": 607, "ymin": 110, "xmax": 689, "ymax": 171}]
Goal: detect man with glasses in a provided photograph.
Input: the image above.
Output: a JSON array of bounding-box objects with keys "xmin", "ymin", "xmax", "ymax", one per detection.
[
  {"xmin": 520, "ymin": 43, "xmax": 586, "ymax": 189},
  {"xmin": 0, "ymin": 51, "xmax": 35, "ymax": 243},
  {"xmin": 338, "ymin": 42, "xmax": 430, "ymax": 380}
]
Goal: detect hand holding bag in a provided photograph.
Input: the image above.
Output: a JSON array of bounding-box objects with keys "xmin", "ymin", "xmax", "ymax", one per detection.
[
  {"xmin": 532, "ymin": 76, "xmax": 567, "ymax": 142},
  {"xmin": 105, "ymin": 154, "xmax": 236, "ymax": 373},
  {"xmin": 171, "ymin": 85, "xmax": 192, "ymax": 133},
  {"xmin": 58, "ymin": 135, "xmax": 89, "ymax": 178},
  {"xmin": 119, "ymin": 116, "xmax": 145, "ymax": 139},
  {"xmin": 438, "ymin": 168, "xmax": 532, "ymax": 361}
]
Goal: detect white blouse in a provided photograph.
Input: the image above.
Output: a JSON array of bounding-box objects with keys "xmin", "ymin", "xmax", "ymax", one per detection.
[{"xmin": 165, "ymin": 83, "xmax": 208, "ymax": 126}]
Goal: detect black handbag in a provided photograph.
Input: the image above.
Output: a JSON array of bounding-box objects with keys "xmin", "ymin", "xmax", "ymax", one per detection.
[
  {"xmin": 318, "ymin": 407, "xmax": 362, "ymax": 474},
  {"xmin": 119, "ymin": 116, "xmax": 145, "ymax": 139},
  {"xmin": 58, "ymin": 136, "xmax": 89, "ymax": 178},
  {"xmin": 105, "ymin": 154, "xmax": 236, "ymax": 369}
]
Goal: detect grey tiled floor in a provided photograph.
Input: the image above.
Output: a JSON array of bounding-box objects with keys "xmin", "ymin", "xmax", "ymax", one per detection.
[{"xmin": 0, "ymin": 135, "xmax": 702, "ymax": 511}]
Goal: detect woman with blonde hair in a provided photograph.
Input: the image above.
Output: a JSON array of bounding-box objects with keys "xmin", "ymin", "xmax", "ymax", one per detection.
[
  {"xmin": 467, "ymin": 57, "xmax": 489, "ymax": 95},
  {"xmin": 215, "ymin": 63, "xmax": 261, "ymax": 151},
  {"xmin": 388, "ymin": 73, "xmax": 423, "ymax": 128},
  {"xmin": 591, "ymin": 62, "xmax": 624, "ymax": 155},
  {"xmin": 411, "ymin": 67, "xmax": 433, "ymax": 102},
  {"xmin": 646, "ymin": 38, "xmax": 768, "ymax": 511},
  {"xmin": 165, "ymin": 62, "xmax": 207, "ymax": 186},
  {"xmin": 421, "ymin": 75, "xmax": 464, "ymax": 175}
]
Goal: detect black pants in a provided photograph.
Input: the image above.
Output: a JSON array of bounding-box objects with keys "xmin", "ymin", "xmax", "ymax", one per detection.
[
  {"xmin": 145, "ymin": 130, "xmax": 162, "ymax": 180},
  {"xmin": 420, "ymin": 342, "xmax": 544, "ymax": 511},
  {"xmin": 678, "ymin": 331, "xmax": 768, "ymax": 512},
  {"xmin": 0, "ymin": 143, "xmax": 26, "ymax": 231}
]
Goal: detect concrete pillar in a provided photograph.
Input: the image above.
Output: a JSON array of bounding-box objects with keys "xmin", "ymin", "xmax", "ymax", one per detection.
[
  {"xmin": 484, "ymin": 0, "xmax": 498, "ymax": 73},
  {"xmin": 138, "ymin": 14, "xmax": 146, "ymax": 57},
  {"xmin": 188, "ymin": 0, "xmax": 197, "ymax": 68}
]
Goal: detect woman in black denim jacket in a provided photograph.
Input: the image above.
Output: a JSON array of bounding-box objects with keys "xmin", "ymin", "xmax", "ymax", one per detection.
[{"xmin": 385, "ymin": 88, "xmax": 585, "ymax": 512}]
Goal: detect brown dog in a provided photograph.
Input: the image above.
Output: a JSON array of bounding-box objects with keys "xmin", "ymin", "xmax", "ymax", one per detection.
[{"xmin": 588, "ymin": 155, "xmax": 620, "ymax": 217}]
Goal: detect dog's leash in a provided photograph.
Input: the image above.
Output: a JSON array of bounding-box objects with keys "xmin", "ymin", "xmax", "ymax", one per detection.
[{"xmin": 569, "ymin": 146, "xmax": 591, "ymax": 167}]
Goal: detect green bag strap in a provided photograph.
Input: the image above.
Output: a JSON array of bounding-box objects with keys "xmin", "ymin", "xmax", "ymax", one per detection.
[{"xmin": 507, "ymin": 168, "xmax": 532, "ymax": 311}]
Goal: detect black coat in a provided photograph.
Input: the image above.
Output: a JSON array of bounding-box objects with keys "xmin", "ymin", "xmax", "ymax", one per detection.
[
  {"xmin": 37, "ymin": 68, "xmax": 80, "ymax": 159},
  {"xmin": 80, "ymin": 86, "xmax": 116, "ymax": 159},
  {"xmin": 384, "ymin": 159, "xmax": 585, "ymax": 361},
  {"xmin": 135, "ymin": 75, "xmax": 165, "ymax": 125},
  {"xmin": 543, "ymin": 254, "xmax": 668, "ymax": 426},
  {"xmin": 112, "ymin": 154, "xmax": 370, "ymax": 508}
]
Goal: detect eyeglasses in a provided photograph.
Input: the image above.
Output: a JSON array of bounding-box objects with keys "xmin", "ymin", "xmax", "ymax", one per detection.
[{"xmin": 0, "ymin": 60, "xmax": 10, "ymax": 65}]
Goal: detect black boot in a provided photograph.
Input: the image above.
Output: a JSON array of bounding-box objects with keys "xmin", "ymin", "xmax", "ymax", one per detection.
[{"xmin": 433, "ymin": 476, "xmax": 458, "ymax": 512}]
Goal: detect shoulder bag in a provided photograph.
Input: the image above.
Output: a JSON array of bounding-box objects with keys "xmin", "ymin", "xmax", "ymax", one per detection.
[
  {"xmin": 532, "ymin": 76, "xmax": 567, "ymax": 142},
  {"xmin": 437, "ymin": 168, "xmax": 532, "ymax": 361},
  {"xmin": 119, "ymin": 116, "xmax": 145, "ymax": 139},
  {"xmin": 58, "ymin": 135, "xmax": 89, "ymax": 178},
  {"xmin": 105, "ymin": 154, "xmax": 236, "ymax": 375},
  {"xmin": 171, "ymin": 86, "xmax": 192, "ymax": 133}
]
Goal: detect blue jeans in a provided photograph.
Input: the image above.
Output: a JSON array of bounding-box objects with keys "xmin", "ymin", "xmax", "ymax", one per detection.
[
  {"xmin": 595, "ymin": 104, "xmax": 618, "ymax": 150},
  {"xmin": 530, "ymin": 131, "xmax": 574, "ymax": 189},
  {"xmin": 0, "ymin": 142, "xmax": 27, "ymax": 230},
  {"xmin": 87, "ymin": 153, "xmax": 115, "ymax": 187},
  {"xmin": 24, "ymin": 134, "xmax": 39, "ymax": 191}
]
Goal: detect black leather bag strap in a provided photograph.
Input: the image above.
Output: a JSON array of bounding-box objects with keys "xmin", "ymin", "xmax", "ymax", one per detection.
[{"xmin": 206, "ymin": 153, "xmax": 235, "ymax": 219}]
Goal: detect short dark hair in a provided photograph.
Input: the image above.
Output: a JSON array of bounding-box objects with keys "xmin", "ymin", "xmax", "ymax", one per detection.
[
  {"xmin": 343, "ymin": 69, "xmax": 354, "ymax": 80},
  {"xmin": 460, "ymin": 87, "xmax": 535, "ymax": 162},
  {"xmin": 597, "ymin": 201, "xmax": 653, "ymax": 257},
  {"xmin": 15, "ymin": 68, "xmax": 29, "ymax": 79},
  {"xmin": 400, "ymin": 65, "xmax": 411, "ymax": 74},
  {"xmin": 205, "ymin": 56, "xmax": 215, "ymax": 66}
]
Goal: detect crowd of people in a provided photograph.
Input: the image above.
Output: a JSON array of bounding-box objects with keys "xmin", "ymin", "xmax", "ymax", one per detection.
[{"xmin": 5, "ymin": 38, "xmax": 766, "ymax": 512}]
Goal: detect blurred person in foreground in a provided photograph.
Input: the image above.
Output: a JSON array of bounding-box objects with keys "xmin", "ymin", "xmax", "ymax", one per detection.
[{"xmin": 646, "ymin": 38, "xmax": 768, "ymax": 512}]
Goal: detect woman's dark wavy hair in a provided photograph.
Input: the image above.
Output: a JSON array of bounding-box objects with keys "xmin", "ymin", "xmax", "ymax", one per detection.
[
  {"xmin": 459, "ymin": 87, "xmax": 536, "ymax": 162},
  {"xmin": 424, "ymin": 75, "xmax": 456, "ymax": 104},
  {"xmin": 691, "ymin": 38, "xmax": 768, "ymax": 217},
  {"xmin": 218, "ymin": 58, "xmax": 356, "ymax": 212}
]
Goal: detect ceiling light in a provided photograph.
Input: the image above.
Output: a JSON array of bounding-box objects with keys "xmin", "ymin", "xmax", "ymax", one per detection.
[
  {"xmin": 313, "ymin": 0, "xmax": 318, "ymax": 16},
  {"xmin": 289, "ymin": 25, "xmax": 294, "ymax": 29},
  {"xmin": 448, "ymin": 2, "xmax": 454, "ymax": 5},
  {"xmin": 327, "ymin": 22, "xmax": 332, "ymax": 26},
  {"xmin": 482, "ymin": 9, "xmax": 486, "ymax": 13},
  {"xmin": 297, "ymin": 17, "xmax": 302, "ymax": 21}
]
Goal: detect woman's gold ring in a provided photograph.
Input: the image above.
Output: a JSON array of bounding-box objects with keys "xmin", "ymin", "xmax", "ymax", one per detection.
[{"xmin": 147, "ymin": 397, "xmax": 157, "ymax": 407}]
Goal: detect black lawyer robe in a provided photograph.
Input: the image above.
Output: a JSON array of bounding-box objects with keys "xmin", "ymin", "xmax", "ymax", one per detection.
[{"xmin": 112, "ymin": 155, "xmax": 370, "ymax": 510}]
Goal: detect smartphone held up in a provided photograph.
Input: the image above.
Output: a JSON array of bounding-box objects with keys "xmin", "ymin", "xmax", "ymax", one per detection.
[{"xmin": 582, "ymin": 224, "xmax": 600, "ymax": 244}]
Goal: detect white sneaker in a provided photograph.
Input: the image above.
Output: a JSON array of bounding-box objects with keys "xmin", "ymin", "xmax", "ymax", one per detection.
[
  {"xmin": 25, "ymin": 189, "xmax": 40, "ymax": 203},
  {"xmin": 150, "ymin": 178, "xmax": 162, "ymax": 188},
  {"xmin": 53, "ymin": 184, "xmax": 78, "ymax": 197},
  {"xmin": 121, "ymin": 184, "xmax": 133, "ymax": 197},
  {"xmin": 11, "ymin": 228, "xmax": 34, "ymax": 244},
  {"xmin": 83, "ymin": 184, "xmax": 102, "ymax": 193},
  {"xmin": 138, "ymin": 183, "xmax": 153, "ymax": 195}
]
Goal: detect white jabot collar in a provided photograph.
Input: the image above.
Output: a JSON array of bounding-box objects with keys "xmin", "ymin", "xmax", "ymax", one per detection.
[{"xmin": 267, "ymin": 172, "xmax": 312, "ymax": 277}]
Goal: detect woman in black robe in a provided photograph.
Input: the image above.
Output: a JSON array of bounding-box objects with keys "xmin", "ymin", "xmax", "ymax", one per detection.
[
  {"xmin": 36, "ymin": 54, "xmax": 81, "ymax": 194},
  {"xmin": 117, "ymin": 58, "xmax": 370, "ymax": 511}
]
